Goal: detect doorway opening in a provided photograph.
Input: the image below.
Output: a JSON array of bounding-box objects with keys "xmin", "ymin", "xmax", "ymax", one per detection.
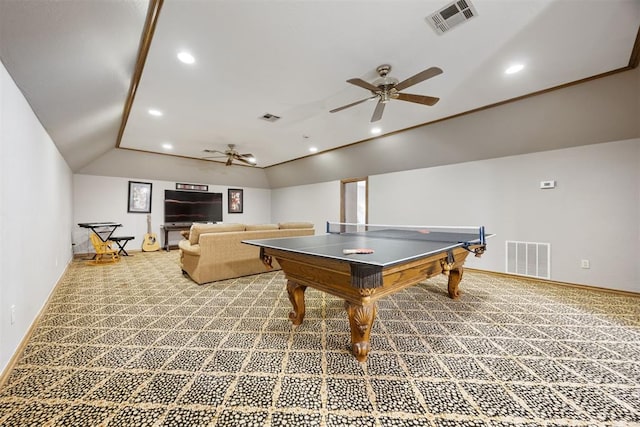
[{"xmin": 341, "ymin": 177, "xmax": 368, "ymax": 227}]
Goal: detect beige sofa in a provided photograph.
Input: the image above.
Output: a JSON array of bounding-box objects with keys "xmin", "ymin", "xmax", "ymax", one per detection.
[{"xmin": 178, "ymin": 222, "xmax": 315, "ymax": 284}]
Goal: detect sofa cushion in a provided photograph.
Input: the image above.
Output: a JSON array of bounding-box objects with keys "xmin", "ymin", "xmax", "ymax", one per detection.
[
  {"xmin": 245, "ymin": 224, "xmax": 279, "ymax": 231},
  {"xmin": 189, "ymin": 223, "xmax": 245, "ymax": 245},
  {"xmin": 278, "ymin": 221, "xmax": 314, "ymax": 230}
]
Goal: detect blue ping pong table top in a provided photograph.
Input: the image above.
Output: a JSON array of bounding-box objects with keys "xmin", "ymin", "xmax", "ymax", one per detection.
[{"xmin": 243, "ymin": 229, "xmax": 485, "ymax": 268}]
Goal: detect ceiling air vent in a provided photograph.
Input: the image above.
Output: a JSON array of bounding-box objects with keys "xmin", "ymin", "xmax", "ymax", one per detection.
[
  {"xmin": 260, "ymin": 113, "xmax": 281, "ymax": 122},
  {"xmin": 426, "ymin": 0, "xmax": 478, "ymax": 35}
]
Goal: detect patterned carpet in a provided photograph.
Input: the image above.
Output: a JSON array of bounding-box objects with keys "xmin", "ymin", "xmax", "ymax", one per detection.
[{"xmin": 0, "ymin": 251, "xmax": 639, "ymax": 426}]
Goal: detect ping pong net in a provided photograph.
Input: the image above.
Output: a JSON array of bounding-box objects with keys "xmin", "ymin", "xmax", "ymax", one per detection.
[{"xmin": 326, "ymin": 222, "xmax": 487, "ymax": 253}]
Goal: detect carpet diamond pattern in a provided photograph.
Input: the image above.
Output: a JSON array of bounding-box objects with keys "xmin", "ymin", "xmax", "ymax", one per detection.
[{"xmin": 0, "ymin": 251, "xmax": 638, "ymax": 426}]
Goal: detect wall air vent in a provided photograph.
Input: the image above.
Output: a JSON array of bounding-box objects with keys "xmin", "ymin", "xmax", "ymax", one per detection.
[
  {"xmin": 260, "ymin": 113, "xmax": 281, "ymax": 122},
  {"xmin": 506, "ymin": 240, "xmax": 551, "ymax": 280},
  {"xmin": 426, "ymin": 0, "xmax": 478, "ymax": 35}
]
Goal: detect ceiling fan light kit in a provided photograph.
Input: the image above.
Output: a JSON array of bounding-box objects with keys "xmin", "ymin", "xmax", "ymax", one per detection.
[{"xmin": 330, "ymin": 64, "xmax": 443, "ymax": 122}]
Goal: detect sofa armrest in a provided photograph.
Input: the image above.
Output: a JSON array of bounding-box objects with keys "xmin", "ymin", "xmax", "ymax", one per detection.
[{"xmin": 178, "ymin": 240, "xmax": 201, "ymax": 256}]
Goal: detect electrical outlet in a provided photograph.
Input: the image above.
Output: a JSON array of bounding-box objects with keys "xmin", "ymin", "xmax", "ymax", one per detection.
[
  {"xmin": 581, "ymin": 259, "xmax": 590, "ymax": 269},
  {"xmin": 10, "ymin": 305, "xmax": 16, "ymax": 325}
]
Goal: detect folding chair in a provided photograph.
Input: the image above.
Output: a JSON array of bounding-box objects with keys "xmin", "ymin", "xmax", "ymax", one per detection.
[{"xmin": 89, "ymin": 233, "xmax": 120, "ymax": 264}]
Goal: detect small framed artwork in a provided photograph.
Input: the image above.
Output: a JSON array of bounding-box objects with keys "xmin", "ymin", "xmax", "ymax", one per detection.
[
  {"xmin": 176, "ymin": 183, "xmax": 208, "ymax": 191},
  {"xmin": 128, "ymin": 181, "xmax": 153, "ymax": 213},
  {"xmin": 228, "ymin": 188, "xmax": 243, "ymax": 213}
]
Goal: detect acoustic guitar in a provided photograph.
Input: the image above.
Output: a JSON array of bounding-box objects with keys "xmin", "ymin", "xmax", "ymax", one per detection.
[{"xmin": 142, "ymin": 214, "xmax": 160, "ymax": 252}]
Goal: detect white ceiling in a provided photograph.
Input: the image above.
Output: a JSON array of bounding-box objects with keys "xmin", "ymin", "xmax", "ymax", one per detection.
[{"xmin": 1, "ymin": 0, "xmax": 639, "ymax": 171}]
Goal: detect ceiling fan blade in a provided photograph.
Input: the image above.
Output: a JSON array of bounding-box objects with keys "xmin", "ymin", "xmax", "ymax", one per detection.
[
  {"xmin": 394, "ymin": 67, "xmax": 443, "ymax": 92},
  {"xmin": 371, "ymin": 100, "xmax": 385, "ymax": 122},
  {"xmin": 395, "ymin": 92, "xmax": 440, "ymax": 106},
  {"xmin": 236, "ymin": 157, "xmax": 256, "ymax": 166},
  {"xmin": 203, "ymin": 149, "xmax": 225, "ymax": 154},
  {"xmin": 346, "ymin": 78, "xmax": 380, "ymax": 92},
  {"xmin": 330, "ymin": 96, "xmax": 377, "ymax": 113},
  {"xmin": 239, "ymin": 153, "xmax": 254, "ymax": 158},
  {"xmin": 225, "ymin": 157, "xmax": 233, "ymax": 166},
  {"xmin": 203, "ymin": 155, "xmax": 227, "ymax": 159}
]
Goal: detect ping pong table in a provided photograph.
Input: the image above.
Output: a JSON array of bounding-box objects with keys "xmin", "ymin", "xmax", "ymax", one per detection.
[{"xmin": 244, "ymin": 222, "xmax": 489, "ymax": 362}]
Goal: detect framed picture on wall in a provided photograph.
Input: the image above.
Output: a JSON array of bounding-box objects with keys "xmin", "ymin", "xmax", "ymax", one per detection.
[
  {"xmin": 128, "ymin": 181, "xmax": 153, "ymax": 213},
  {"xmin": 228, "ymin": 188, "xmax": 243, "ymax": 213}
]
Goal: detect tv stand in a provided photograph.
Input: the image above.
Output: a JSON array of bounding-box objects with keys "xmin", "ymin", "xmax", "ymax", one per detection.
[{"xmin": 161, "ymin": 223, "xmax": 192, "ymax": 251}]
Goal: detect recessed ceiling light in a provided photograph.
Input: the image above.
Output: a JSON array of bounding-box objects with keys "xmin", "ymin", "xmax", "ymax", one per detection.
[
  {"xmin": 177, "ymin": 51, "xmax": 195, "ymax": 64},
  {"xmin": 162, "ymin": 143, "xmax": 173, "ymax": 150},
  {"xmin": 371, "ymin": 127, "xmax": 381, "ymax": 135},
  {"xmin": 505, "ymin": 63, "xmax": 524, "ymax": 75},
  {"xmin": 148, "ymin": 109, "xmax": 163, "ymax": 117},
  {"xmin": 309, "ymin": 147, "xmax": 318, "ymax": 153}
]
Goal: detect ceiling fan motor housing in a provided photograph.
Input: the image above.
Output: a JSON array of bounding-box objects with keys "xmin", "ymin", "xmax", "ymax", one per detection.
[
  {"xmin": 373, "ymin": 65, "xmax": 399, "ymax": 87},
  {"xmin": 373, "ymin": 64, "xmax": 399, "ymax": 101}
]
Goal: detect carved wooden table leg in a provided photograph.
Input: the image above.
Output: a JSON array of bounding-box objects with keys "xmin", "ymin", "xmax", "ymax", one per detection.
[
  {"xmin": 345, "ymin": 300, "xmax": 377, "ymax": 362},
  {"xmin": 286, "ymin": 280, "xmax": 307, "ymax": 325},
  {"xmin": 447, "ymin": 267, "xmax": 463, "ymax": 299}
]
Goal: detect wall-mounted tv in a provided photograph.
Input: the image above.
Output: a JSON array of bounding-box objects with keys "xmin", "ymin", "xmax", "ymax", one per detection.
[{"xmin": 164, "ymin": 190, "xmax": 223, "ymax": 225}]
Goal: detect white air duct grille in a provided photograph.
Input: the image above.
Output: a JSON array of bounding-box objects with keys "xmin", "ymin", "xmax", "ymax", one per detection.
[
  {"xmin": 426, "ymin": 0, "xmax": 478, "ymax": 35},
  {"xmin": 506, "ymin": 241, "xmax": 551, "ymax": 279}
]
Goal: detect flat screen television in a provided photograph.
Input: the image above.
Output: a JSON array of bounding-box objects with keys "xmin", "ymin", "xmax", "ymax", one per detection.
[{"xmin": 164, "ymin": 190, "xmax": 223, "ymax": 224}]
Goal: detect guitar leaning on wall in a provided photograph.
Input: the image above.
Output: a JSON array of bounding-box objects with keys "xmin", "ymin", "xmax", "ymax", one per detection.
[{"xmin": 142, "ymin": 214, "xmax": 161, "ymax": 252}]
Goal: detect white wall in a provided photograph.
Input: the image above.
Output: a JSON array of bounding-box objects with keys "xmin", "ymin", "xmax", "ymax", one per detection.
[
  {"xmin": 0, "ymin": 62, "xmax": 73, "ymax": 373},
  {"xmin": 270, "ymin": 139, "xmax": 639, "ymax": 292},
  {"xmin": 73, "ymin": 174, "xmax": 272, "ymax": 253},
  {"xmin": 368, "ymin": 138, "xmax": 640, "ymax": 293},
  {"xmin": 271, "ymin": 181, "xmax": 340, "ymax": 234}
]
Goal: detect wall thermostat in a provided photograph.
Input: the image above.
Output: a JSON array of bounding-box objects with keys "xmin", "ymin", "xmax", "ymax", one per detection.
[{"xmin": 540, "ymin": 180, "xmax": 556, "ymax": 189}]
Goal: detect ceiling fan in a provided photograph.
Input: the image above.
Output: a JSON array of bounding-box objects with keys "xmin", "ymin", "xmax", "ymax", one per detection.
[
  {"xmin": 203, "ymin": 144, "xmax": 256, "ymax": 166},
  {"xmin": 330, "ymin": 64, "xmax": 443, "ymax": 122}
]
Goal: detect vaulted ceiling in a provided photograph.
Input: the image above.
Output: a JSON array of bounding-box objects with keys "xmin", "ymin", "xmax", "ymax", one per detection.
[{"xmin": 1, "ymin": 0, "xmax": 639, "ymax": 172}]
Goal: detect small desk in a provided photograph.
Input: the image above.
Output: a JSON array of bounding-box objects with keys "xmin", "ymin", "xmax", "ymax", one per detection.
[
  {"xmin": 78, "ymin": 222, "xmax": 122, "ymax": 241},
  {"xmin": 161, "ymin": 223, "xmax": 192, "ymax": 251}
]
